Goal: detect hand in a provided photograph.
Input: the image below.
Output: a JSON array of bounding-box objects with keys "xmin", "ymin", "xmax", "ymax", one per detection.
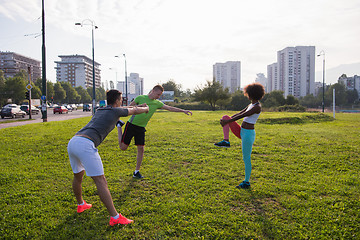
[
  {"xmin": 184, "ymin": 110, "xmax": 192, "ymax": 116},
  {"xmin": 138, "ymin": 103, "xmax": 147, "ymax": 107}
]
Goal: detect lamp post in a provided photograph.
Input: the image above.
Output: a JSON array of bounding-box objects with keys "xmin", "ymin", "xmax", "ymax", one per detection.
[
  {"xmin": 317, "ymin": 50, "xmax": 325, "ymax": 113},
  {"xmin": 41, "ymin": 0, "xmax": 47, "ymax": 122},
  {"xmin": 75, "ymin": 19, "xmax": 98, "ymax": 115},
  {"xmin": 109, "ymin": 68, "xmax": 117, "ymax": 88},
  {"xmin": 115, "ymin": 54, "xmax": 128, "ymax": 105}
]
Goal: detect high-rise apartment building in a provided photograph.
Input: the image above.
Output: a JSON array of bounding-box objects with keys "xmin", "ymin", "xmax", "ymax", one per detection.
[
  {"xmin": 55, "ymin": 55, "xmax": 101, "ymax": 89},
  {"xmin": 117, "ymin": 73, "xmax": 144, "ymax": 101},
  {"xmin": 255, "ymin": 73, "xmax": 268, "ymax": 92},
  {"xmin": 338, "ymin": 75, "xmax": 360, "ymax": 100},
  {"xmin": 0, "ymin": 52, "xmax": 41, "ymax": 80},
  {"xmin": 267, "ymin": 63, "xmax": 278, "ymax": 92},
  {"xmin": 213, "ymin": 61, "xmax": 241, "ymax": 93},
  {"xmin": 267, "ymin": 46, "xmax": 315, "ymax": 98}
]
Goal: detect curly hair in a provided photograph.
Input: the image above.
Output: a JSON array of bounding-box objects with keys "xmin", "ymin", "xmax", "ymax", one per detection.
[{"xmin": 244, "ymin": 83, "xmax": 265, "ymax": 101}]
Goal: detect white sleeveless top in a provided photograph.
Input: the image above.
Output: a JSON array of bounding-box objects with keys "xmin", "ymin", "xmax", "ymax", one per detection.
[{"xmin": 243, "ymin": 102, "xmax": 260, "ymax": 124}]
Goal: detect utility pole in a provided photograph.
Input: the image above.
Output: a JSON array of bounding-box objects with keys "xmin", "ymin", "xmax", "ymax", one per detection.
[
  {"xmin": 41, "ymin": 0, "xmax": 47, "ymax": 122},
  {"xmin": 27, "ymin": 67, "xmax": 32, "ymax": 119}
]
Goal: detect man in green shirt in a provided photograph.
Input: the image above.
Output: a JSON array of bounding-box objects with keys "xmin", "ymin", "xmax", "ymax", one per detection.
[{"xmin": 117, "ymin": 85, "xmax": 192, "ymax": 178}]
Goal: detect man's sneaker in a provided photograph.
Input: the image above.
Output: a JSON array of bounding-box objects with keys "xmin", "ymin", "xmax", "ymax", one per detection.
[
  {"xmin": 133, "ymin": 171, "xmax": 144, "ymax": 179},
  {"xmin": 109, "ymin": 214, "xmax": 133, "ymax": 226},
  {"xmin": 77, "ymin": 201, "xmax": 92, "ymax": 213},
  {"xmin": 236, "ymin": 181, "xmax": 251, "ymax": 189},
  {"xmin": 214, "ymin": 140, "xmax": 230, "ymax": 148},
  {"xmin": 116, "ymin": 120, "xmax": 125, "ymax": 127}
]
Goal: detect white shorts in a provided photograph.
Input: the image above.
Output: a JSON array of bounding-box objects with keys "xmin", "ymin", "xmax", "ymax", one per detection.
[{"xmin": 67, "ymin": 136, "xmax": 104, "ymax": 177}]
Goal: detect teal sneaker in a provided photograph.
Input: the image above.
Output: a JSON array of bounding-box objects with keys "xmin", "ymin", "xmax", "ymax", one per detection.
[
  {"xmin": 236, "ymin": 181, "xmax": 251, "ymax": 189},
  {"xmin": 214, "ymin": 140, "xmax": 230, "ymax": 148}
]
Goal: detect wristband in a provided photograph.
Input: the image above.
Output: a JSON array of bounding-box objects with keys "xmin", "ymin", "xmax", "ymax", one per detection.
[{"xmin": 116, "ymin": 120, "xmax": 125, "ymax": 127}]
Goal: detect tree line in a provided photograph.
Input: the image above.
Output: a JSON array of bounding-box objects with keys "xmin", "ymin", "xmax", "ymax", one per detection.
[
  {"xmin": 1, "ymin": 70, "xmax": 358, "ymax": 110},
  {"xmin": 162, "ymin": 79, "xmax": 359, "ymax": 111},
  {"xmin": 0, "ymin": 70, "xmax": 106, "ymax": 106}
]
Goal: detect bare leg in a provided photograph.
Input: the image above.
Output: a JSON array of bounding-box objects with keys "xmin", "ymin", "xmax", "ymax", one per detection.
[
  {"xmin": 91, "ymin": 175, "xmax": 118, "ymax": 217},
  {"xmin": 135, "ymin": 145, "xmax": 145, "ymax": 171},
  {"xmin": 117, "ymin": 127, "xmax": 129, "ymax": 150},
  {"xmin": 73, "ymin": 170, "xmax": 85, "ymax": 204}
]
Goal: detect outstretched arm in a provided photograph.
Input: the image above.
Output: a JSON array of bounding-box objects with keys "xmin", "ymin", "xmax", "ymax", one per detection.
[
  {"xmin": 161, "ymin": 104, "xmax": 192, "ymax": 115},
  {"xmin": 126, "ymin": 105, "xmax": 149, "ymax": 115},
  {"xmin": 220, "ymin": 105, "xmax": 261, "ymax": 127}
]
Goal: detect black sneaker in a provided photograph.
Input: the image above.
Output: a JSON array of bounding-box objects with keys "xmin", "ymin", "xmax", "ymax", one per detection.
[
  {"xmin": 116, "ymin": 120, "xmax": 125, "ymax": 127},
  {"xmin": 133, "ymin": 171, "xmax": 144, "ymax": 179}
]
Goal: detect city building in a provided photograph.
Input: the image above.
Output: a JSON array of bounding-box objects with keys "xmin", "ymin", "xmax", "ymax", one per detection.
[
  {"xmin": 267, "ymin": 63, "xmax": 278, "ymax": 92},
  {"xmin": 255, "ymin": 73, "xmax": 268, "ymax": 92},
  {"xmin": 213, "ymin": 61, "xmax": 241, "ymax": 93},
  {"xmin": 117, "ymin": 72, "xmax": 144, "ymax": 101},
  {"xmin": 267, "ymin": 46, "xmax": 315, "ymax": 98},
  {"xmin": 338, "ymin": 75, "xmax": 360, "ymax": 100},
  {"xmin": 0, "ymin": 51, "xmax": 41, "ymax": 80},
  {"xmin": 54, "ymin": 55, "xmax": 101, "ymax": 89}
]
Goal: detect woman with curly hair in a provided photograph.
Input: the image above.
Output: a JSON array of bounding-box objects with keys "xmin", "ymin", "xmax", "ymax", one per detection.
[{"xmin": 214, "ymin": 83, "xmax": 265, "ymax": 189}]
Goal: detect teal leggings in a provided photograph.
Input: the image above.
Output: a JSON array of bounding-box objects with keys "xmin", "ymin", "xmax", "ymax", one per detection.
[{"xmin": 240, "ymin": 128, "xmax": 256, "ymax": 182}]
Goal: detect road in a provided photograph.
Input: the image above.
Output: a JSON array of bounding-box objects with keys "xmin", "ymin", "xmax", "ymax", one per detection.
[{"xmin": 0, "ymin": 109, "xmax": 92, "ymax": 129}]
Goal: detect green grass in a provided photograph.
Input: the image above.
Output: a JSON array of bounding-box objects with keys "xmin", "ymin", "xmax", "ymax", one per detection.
[{"xmin": 0, "ymin": 111, "xmax": 359, "ymax": 239}]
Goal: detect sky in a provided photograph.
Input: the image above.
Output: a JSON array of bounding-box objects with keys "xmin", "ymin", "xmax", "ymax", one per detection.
[{"xmin": 0, "ymin": 0, "xmax": 359, "ymax": 93}]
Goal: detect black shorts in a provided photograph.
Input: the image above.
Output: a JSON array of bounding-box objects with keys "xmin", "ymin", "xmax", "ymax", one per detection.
[{"xmin": 121, "ymin": 122, "xmax": 146, "ymax": 146}]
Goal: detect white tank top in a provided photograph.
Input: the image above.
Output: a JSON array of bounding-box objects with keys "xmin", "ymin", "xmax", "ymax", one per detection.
[{"xmin": 243, "ymin": 102, "xmax": 260, "ymax": 124}]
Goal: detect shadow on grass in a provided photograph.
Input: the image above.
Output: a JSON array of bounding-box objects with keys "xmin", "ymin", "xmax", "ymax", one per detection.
[
  {"xmin": 43, "ymin": 180, "xmax": 137, "ymax": 239},
  {"xmin": 245, "ymin": 189, "xmax": 278, "ymax": 239}
]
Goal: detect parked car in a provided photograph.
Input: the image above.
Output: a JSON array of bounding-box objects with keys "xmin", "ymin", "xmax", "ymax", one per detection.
[
  {"xmin": 83, "ymin": 104, "xmax": 91, "ymax": 112},
  {"xmin": 64, "ymin": 105, "xmax": 73, "ymax": 112},
  {"xmin": 0, "ymin": 106, "xmax": 26, "ymax": 119},
  {"xmin": 20, "ymin": 105, "xmax": 40, "ymax": 115},
  {"xmin": 53, "ymin": 106, "xmax": 69, "ymax": 114},
  {"xmin": 70, "ymin": 104, "xmax": 77, "ymax": 110}
]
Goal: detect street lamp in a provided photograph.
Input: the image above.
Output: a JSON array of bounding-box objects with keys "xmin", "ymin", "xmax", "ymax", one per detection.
[
  {"xmin": 75, "ymin": 19, "xmax": 98, "ymax": 115},
  {"xmin": 109, "ymin": 67, "xmax": 118, "ymax": 85},
  {"xmin": 317, "ymin": 50, "xmax": 325, "ymax": 113},
  {"xmin": 115, "ymin": 54, "xmax": 128, "ymax": 105}
]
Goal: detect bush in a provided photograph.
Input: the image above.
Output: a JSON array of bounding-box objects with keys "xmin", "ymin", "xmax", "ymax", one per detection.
[{"xmin": 276, "ymin": 104, "xmax": 306, "ymax": 112}]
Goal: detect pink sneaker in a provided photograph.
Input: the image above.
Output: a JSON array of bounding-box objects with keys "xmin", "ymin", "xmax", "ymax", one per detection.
[
  {"xmin": 77, "ymin": 201, "xmax": 92, "ymax": 213},
  {"xmin": 109, "ymin": 214, "xmax": 133, "ymax": 226}
]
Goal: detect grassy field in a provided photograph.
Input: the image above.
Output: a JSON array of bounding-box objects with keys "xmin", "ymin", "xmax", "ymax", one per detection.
[{"xmin": 0, "ymin": 111, "xmax": 359, "ymax": 239}]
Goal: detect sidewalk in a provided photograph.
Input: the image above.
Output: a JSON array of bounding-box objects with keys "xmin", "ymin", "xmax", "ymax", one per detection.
[{"xmin": 0, "ymin": 113, "xmax": 89, "ymax": 130}]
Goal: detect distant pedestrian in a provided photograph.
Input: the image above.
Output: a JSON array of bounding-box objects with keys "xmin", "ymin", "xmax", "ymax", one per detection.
[
  {"xmin": 67, "ymin": 89, "xmax": 149, "ymax": 226},
  {"xmin": 117, "ymin": 84, "xmax": 192, "ymax": 179},
  {"xmin": 214, "ymin": 83, "xmax": 265, "ymax": 189}
]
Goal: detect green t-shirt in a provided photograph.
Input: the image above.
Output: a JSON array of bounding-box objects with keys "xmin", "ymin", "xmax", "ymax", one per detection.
[{"xmin": 128, "ymin": 95, "xmax": 164, "ymax": 127}]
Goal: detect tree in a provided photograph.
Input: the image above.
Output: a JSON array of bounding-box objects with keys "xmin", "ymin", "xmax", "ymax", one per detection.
[
  {"xmin": 262, "ymin": 90, "xmax": 286, "ymax": 108},
  {"xmin": 299, "ymin": 94, "xmax": 321, "ymax": 108},
  {"xmin": 285, "ymin": 95, "xmax": 299, "ymax": 105},
  {"xmin": 75, "ymin": 86, "xmax": 91, "ymax": 103},
  {"xmin": 53, "ymin": 82, "xmax": 66, "ymax": 103},
  {"xmin": 193, "ymin": 80, "xmax": 230, "ymax": 111},
  {"xmin": 60, "ymin": 82, "xmax": 80, "ymax": 103},
  {"xmin": 326, "ymin": 83, "xmax": 346, "ymax": 106},
  {"xmin": 0, "ymin": 70, "xmax": 6, "ymax": 106},
  {"xmin": 4, "ymin": 75, "xmax": 27, "ymax": 104},
  {"xmin": 162, "ymin": 79, "xmax": 182, "ymax": 97},
  {"xmin": 228, "ymin": 90, "xmax": 250, "ymax": 110},
  {"xmin": 346, "ymin": 89, "xmax": 359, "ymax": 105}
]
